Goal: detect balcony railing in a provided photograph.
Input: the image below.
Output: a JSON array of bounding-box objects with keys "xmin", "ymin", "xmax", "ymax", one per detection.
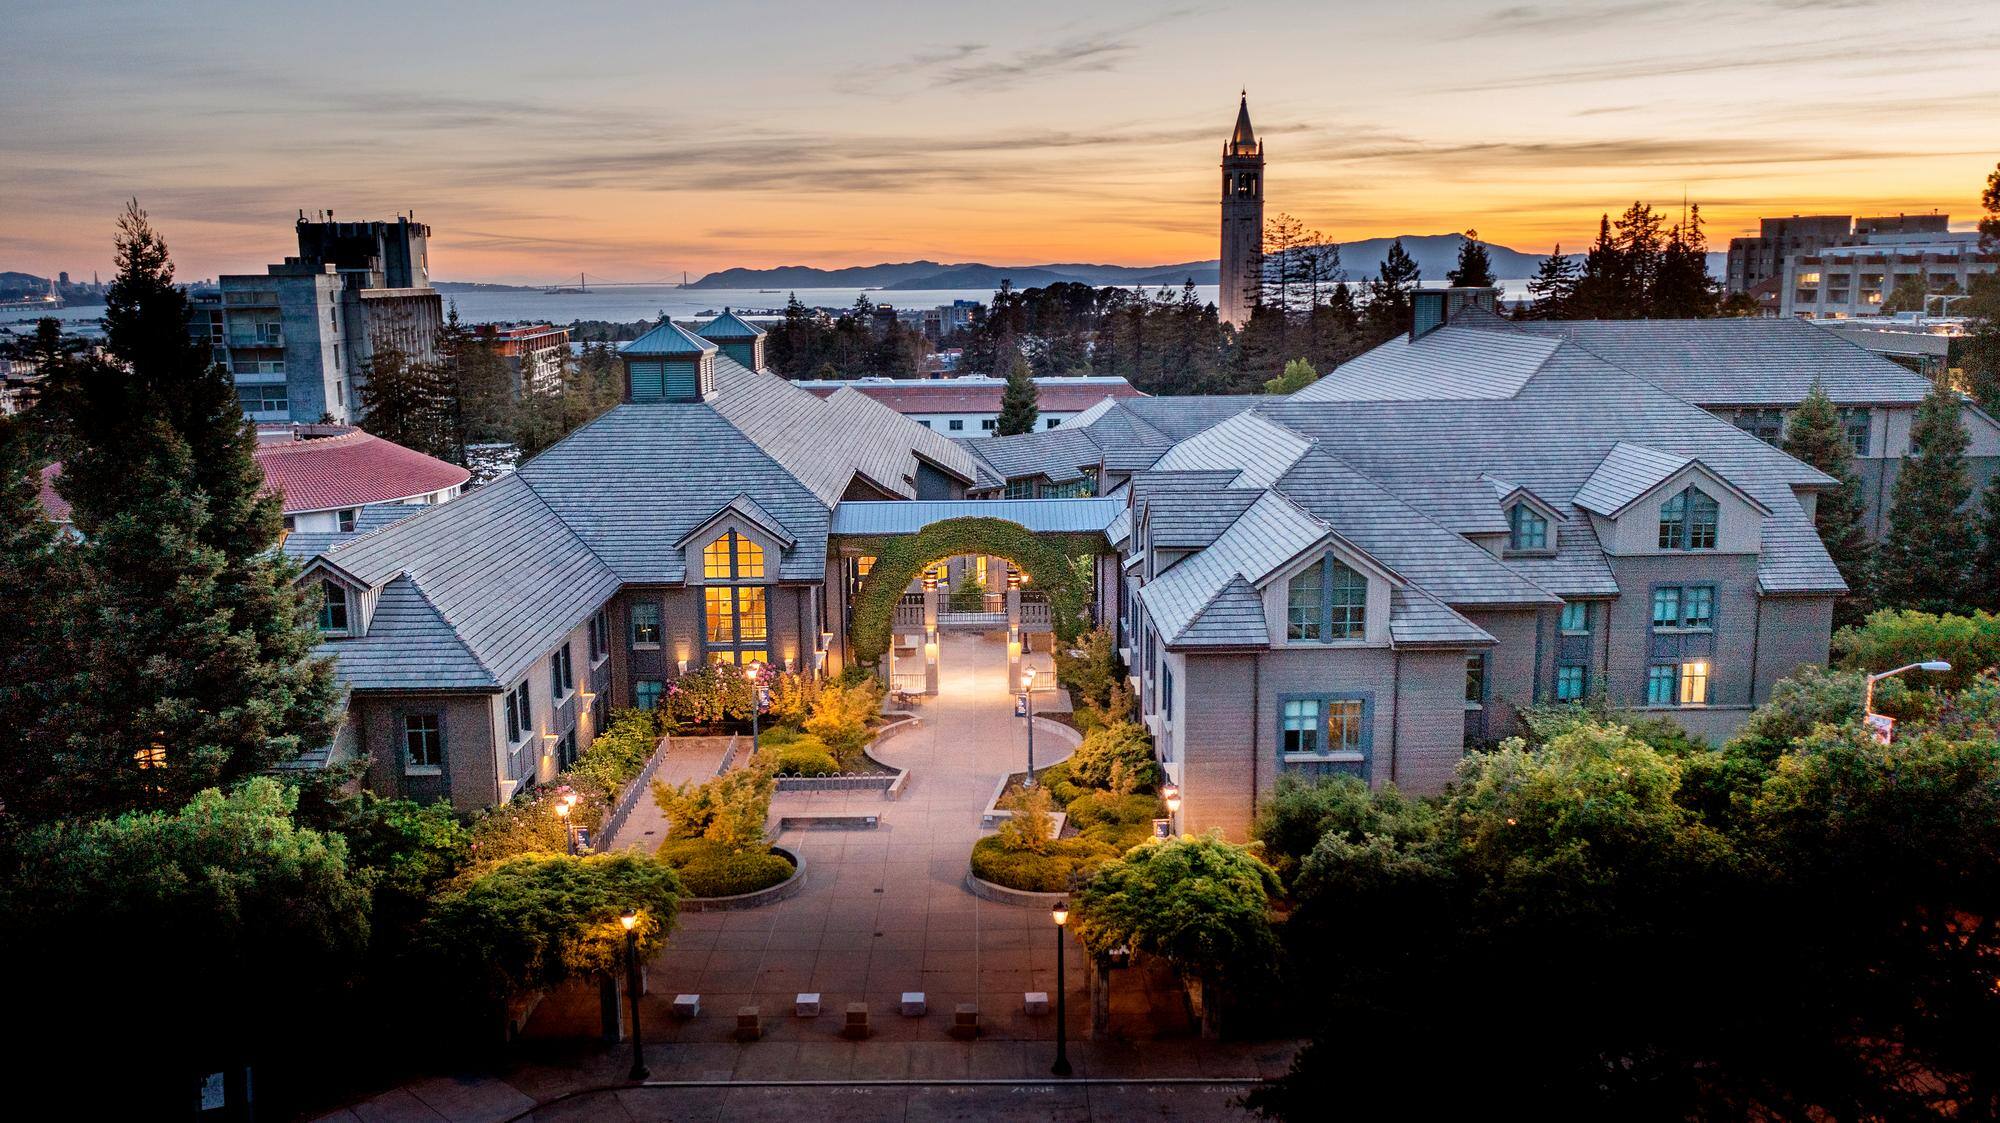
[{"xmin": 892, "ymin": 593, "xmax": 925, "ymax": 630}]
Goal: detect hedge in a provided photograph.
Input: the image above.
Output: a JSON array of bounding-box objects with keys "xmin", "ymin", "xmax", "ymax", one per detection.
[
  {"xmin": 657, "ymin": 838, "xmax": 795, "ymax": 897},
  {"xmin": 772, "ymin": 737, "xmax": 841, "ymax": 777},
  {"xmin": 842, "ymin": 516, "xmax": 1103, "ymax": 663},
  {"xmin": 971, "ymin": 833, "xmax": 1119, "ymax": 893}
]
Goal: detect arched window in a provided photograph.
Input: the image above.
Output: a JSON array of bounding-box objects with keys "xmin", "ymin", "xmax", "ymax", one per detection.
[
  {"xmin": 1507, "ymin": 504, "xmax": 1548, "ymax": 551},
  {"xmin": 1287, "ymin": 556, "xmax": 1369, "ymax": 642},
  {"xmin": 1658, "ymin": 487, "xmax": 1719, "ymax": 550}
]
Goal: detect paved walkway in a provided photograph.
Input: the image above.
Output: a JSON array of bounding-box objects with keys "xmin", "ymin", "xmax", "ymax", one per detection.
[
  {"xmin": 316, "ymin": 634, "xmax": 1291, "ymax": 1121},
  {"xmin": 604, "ymin": 735, "xmax": 738, "ymax": 853}
]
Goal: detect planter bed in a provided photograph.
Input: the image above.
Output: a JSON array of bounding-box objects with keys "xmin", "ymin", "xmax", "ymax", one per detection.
[
  {"xmin": 671, "ymin": 845, "xmax": 807, "ymax": 912},
  {"xmin": 774, "ymin": 716, "xmax": 918, "ymax": 799},
  {"xmin": 964, "ymin": 869, "xmax": 1069, "ymax": 907}
]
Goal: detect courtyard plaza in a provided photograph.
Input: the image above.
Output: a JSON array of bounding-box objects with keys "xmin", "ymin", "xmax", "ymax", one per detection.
[{"xmin": 315, "ymin": 631, "xmax": 1293, "ymax": 1121}]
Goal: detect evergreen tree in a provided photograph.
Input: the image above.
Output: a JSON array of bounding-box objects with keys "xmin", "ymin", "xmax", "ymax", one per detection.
[
  {"xmin": 358, "ymin": 345, "xmax": 449, "ymax": 458},
  {"xmin": 0, "ymin": 413, "xmax": 83, "ymax": 830},
  {"xmin": 1783, "ymin": 382, "xmax": 1873, "ymax": 625},
  {"xmin": 996, "ymin": 353, "xmax": 1040, "ymax": 436},
  {"xmin": 1363, "ymin": 240, "xmax": 1421, "ymax": 341},
  {"xmin": 1964, "ymin": 163, "xmax": 2000, "ymax": 415},
  {"xmin": 1978, "ymin": 472, "xmax": 2000, "ymax": 612},
  {"xmin": 29, "ymin": 202, "xmax": 338, "ymax": 821},
  {"xmin": 1874, "ymin": 380, "xmax": 1978, "ymax": 613},
  {"xmin": 1652, "ymin": 204, "xmax": 1722, "ymax": 318},
  {"xmin": 1445, "ymin": 230, "xmax": 1496, "ymax": 288},
  {"xmin": 1570, "ymin": 214, "xmax": 1625, "ymax": 318},
  {"xmin": 1525, "ymin": 244, "xmax": 1578, "ymax": 320},
  {"xmin": 1613, "ymin": 200, "xmax": 1667, "ymax": 310}
]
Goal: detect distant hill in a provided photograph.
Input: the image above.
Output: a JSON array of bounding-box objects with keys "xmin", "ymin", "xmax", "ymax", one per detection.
[{"xmin": 682, "ymin": 234, "xmax": 1731, "ymax": 294}]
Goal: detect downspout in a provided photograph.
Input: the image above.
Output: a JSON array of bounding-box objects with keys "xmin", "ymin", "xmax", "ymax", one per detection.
[
  {"xmin": 1749, "ymin": 591, "xmax": 1764, "ymax": 707},
  {"xmin": 1249, "ymin": 655, "xmax": 1261, "ymax": 820},
  {"xmin": 1388, "ymin": 650, "xmax": 1401, "ymax": 785}
]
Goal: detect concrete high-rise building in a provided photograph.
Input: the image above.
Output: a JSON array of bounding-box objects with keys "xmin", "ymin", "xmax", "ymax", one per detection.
[
  {"xmin": 1725, "ymin": 213, "xmax": 1952, "ymax": 294},
  {"xmin": 193, "ymin": 214, "xmax": 444, "ymax": 424},
  {"xmin": 1218, "ymin": 93, "xmax": 1263, "ymax": 328}
]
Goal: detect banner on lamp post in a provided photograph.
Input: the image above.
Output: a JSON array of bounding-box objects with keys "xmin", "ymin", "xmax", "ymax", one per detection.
[{"xmin": 1864, "ymin": 712, "xmax": 1894, "ymax": 745}]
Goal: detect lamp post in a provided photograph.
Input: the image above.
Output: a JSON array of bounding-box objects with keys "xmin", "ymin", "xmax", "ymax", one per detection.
[
  {"xmin": 620, "ymin": 909, "xmax": 649, "ymax": 1081},
  {"xmin": 555, "ymin": 795, "xmax": 576, "ymax": 856},
  {"xmin": 1021, "ymin": 667, "xmax": 1040, "ymax": 787},
  {"xmin": 1863, "ymin": 660, "xmax": 1951, "ymax": 742},
  {"xmin": 1163, "ymin": 782, "xmax": 1181, "ymax": 833},
  {"xmin": 1051, "ymin": 899, "xmax": 1072, "ymax": 1077},
  {"xmin": 744, "ymin": 662, "xmax": 766, "ymax": 755}
]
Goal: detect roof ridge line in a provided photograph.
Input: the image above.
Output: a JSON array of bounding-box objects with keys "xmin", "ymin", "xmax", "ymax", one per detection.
[{"xmin": 398, "ymin": 570, "xmax": 502, "ymax": 684}]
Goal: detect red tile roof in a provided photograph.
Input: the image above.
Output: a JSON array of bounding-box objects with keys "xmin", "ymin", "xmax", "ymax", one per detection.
[
  {"xmin": 38, "ymin": 427, "xmax": 469, "ymax": 522},
  {"xmin": 254, "ymin": 427, "xmax": 469, "ymax": 513},
  {"xmin": 800, "ymin": 378, "xmax": 1143, "ymax": 414}
]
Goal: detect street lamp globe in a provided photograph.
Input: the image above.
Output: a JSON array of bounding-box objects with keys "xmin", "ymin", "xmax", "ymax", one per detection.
[
  {"xmin": 620, "ymin": 908, "xmax": 639, "ymax": 932},
  {"xmin": 1051, "ymin": 900, "xmax": 1069, "ymax": 927},
  {"xmin": 555, "ymin": 800, "xmax": 571, "ymax": 819},
  {"xmin": 1920, "ymin": 661, "xmax": 1953, "ymax": 672}
]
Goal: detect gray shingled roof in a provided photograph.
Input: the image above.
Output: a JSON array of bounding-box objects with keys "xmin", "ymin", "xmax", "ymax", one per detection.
[
  {"xmin": 675, "ymin": 493, "xmax": 797, "ymax": 550},
  {"xmin": 1259, "ymin": 326, "xmax": 1845, "ymax": 595},
  {"xmin": 1176, "ymin": 576, "xmax": 1271, "ymax": 648},
  {"xmin": 1389, "ymin": 587, "xmax": 1496, "ymax": 647},
  {"xmin": 622, "ymin": 320, "xmax": 717, "ymax": 356},
  {"xmin": 316, "ymin": 474, "xmax": 624, "ymax": 690},
  {"xmin": 1143, "ymin": 489, "xmax": 1262, "ymax": 549},
  {"xmin": 1292, "ymin": 327, "xmax": 1559, "ymax": 402},
  {"xmin": 960, "ymin": 425, "xmax": 1104, "ymax": 485},
  {"xmin": 1152, "ymin": 412, "xmax": 1310, "ymax": 488},
  {"xmin": 515, "ymin": 402, "xmax": 829, "ymax": 584},
  {"xmin": 1507, "ymin": 316, "xmax": 1937, "ymax": 406},
  {"xmin": 1573, "ymin": 442, "xmax": 1698, "ymax": 516},
  {"xmin": 1139, "ymin": 491, "xmax": 1330, "ymax": 645},
  {"xmin": 281, "ymin": 503, "xmax": 420, "ymax": 563}
]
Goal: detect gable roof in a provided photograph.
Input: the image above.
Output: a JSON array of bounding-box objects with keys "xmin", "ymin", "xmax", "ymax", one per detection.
[
  {"xmin": 674, "ymin": 492, "xmax": 797, "ymax": 550},
  {"xmin": 1573, "ymin": 441, "xmax": 1772, "ymax": 518},
  {"xmin": 1508, "ymin": 316, "xmax": 1937, "ymax": 406},
  {"xmin": 1139, "ymin": 490, "xmax": 1331, "ymax": 646},
  {"xmin": 1150, "ymin": 411, "xmax": 1311, "ymax": 489},
  {"xmin": 621, "ymin": 319, "xmax": 717, "ymax": 357}
]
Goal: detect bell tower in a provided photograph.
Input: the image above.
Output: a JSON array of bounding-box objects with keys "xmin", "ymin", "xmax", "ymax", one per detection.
[{"xmin": 1219, "ymin": 92, "xmax": 1264, "ymax": 328}]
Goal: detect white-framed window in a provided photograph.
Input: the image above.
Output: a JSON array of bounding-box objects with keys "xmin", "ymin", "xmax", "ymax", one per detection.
[{"xmin": 338, "ymin": 508, "xmax": 357, "ymax": 533}]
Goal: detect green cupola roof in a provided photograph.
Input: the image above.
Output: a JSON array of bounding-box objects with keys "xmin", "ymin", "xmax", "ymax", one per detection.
[
  {"xmin": 621, "ymin": 319, "xmax": 718, "ymax": 357},
  {"xmin": 697, "ymin": 308, "xmax": 766, "ymax": 341}
]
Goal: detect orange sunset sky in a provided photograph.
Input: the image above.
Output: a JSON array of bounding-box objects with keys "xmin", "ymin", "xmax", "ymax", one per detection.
[{"xmin": 3, "ymin": 0, "xmax": 1996, "ymax": 284}]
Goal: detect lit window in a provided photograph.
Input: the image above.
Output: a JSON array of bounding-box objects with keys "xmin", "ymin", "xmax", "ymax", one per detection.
[
  {"xmin": 705, "ymin": 587, "xmax": 733, "ymax": 643},
  {"xmin": 736, "ymin": 586, "xmax": 767, "ymax": 642},
  {"xmin": 404, "ymin": 713, "xmax": 443, "ymax": 771},
  {"xmin": 703, "ymin": 530, "xmax": 763, "ymax": 580},
  {"xmin": 1556, "ymin": 665, "xmax": 1586, "ymax": 700},
  {"xmin": 1507, "ymin": 504, "xmax": 1548, "ymax": 551},
  {"xmin": 1559, "ymin": 601, "xmax": 1589, "ymax": 633},
  {"xmin": 1680, "ymin": 661, "xmax": 1710, "ymax": 705},
  {"xmin": 318, "ymin": 580, "xmax": 349, "ymax": 633},
  {"xmin": 1328, "ymin": 700, "xmax": 1365, "ymax": 751}
]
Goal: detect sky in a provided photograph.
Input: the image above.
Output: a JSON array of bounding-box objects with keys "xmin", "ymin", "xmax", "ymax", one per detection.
[{"xmin": 4, "ymin": 0, "xmax": 1997, "ymax": 284}]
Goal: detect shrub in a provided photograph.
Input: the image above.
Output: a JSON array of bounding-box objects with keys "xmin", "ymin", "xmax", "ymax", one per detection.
[
  {"xmin": 970, "ymin": 833, "xmax": 1117, "ymax": 892},
  {"xmin": 1066, "ymin": 790, "xmax": 1160, "ymax": 830},
  {"xmin": 765, "ymin": 670, "xmax": 821, "ymax": 728},
  {"xmin": 772, "ymin": 736, "xmax": 841, "ymax": 777},
  {"xmin": 1056, "ymin": 627, "xmax": 1122, "ymax": 711},
  {"xmin": 1252, "ymin": 774, "xmax": 1433, "ymax": 884},
  {"xmin": 416, "ymin": 852, "xmax": 680, "ymax": 1010},
  {"xmin": 470, "ymin": 787, "xmax": 587, "ymax": 865},
  {"xmin": 1067, "ymin": 720, "xmax": 1161, "ymax": 793},
  {"xmin": 567, "ymin": 708, "xmax": 659, "ymax": 802},
  {"xmin": 652, "ymin": 751, "xmax": 777, "ymax": 852},
  {"xmin": 806, "ymin": 677, "xmax": 883, "ymax": 762},
  {"xmin": 656, "ymin": 837, "xmax": 794, "ymax": 897},
  {"xmin": 998, "ymin": 785, "xmax": 1056, "ymax": 853},
  {"xmin": 664, "ymin": 663, "xmax": 755, "ymax": 726},
  {"xmin": 1039, "ymin": 760, "xmax": 1084, "ymax": 805}
]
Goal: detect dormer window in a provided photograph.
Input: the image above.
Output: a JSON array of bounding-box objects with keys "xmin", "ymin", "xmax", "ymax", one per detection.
[
  {"xmin": 317, "ymin": 579, "xmax": 350, "ymax": 635},
  {"xmin": 703, "ymin": 530, "xmax": 764, "ymax": 580},
  {"xmin": 1658, "ymin": 487, "xmax": 1720, "ymax": 550},
  {"xmin": 1507, "ymin": 504, "xmax": 1549, "ymax": 551},
  {"xmin": 1287, "ymin": 556, "xmax": 1367, "ymax": 642}
]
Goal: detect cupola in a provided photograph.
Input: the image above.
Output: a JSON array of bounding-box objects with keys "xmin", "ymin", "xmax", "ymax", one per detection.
[
  {"xmin": 620, "ymin": 320, "xmax": 718, "ymax": 402},
  {"xmin": 695, "ymin": 308, "xmax": 767, "ymax": 371}
]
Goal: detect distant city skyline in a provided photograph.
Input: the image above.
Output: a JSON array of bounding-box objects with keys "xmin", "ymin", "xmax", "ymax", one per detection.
[{"xmin": 4, "ymin": 0, "xmax": 1995, "ymax": 284}]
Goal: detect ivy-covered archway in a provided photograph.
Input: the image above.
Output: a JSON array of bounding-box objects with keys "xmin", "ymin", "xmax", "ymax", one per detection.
[{"xmin": 844, "ymin": 516, "xmax": 1104, "ymax": 664}]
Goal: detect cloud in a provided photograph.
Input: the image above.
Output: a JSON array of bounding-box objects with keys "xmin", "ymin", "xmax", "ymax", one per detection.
[
  {"xmin": 834, "ymin": 8, "xmax": 1198, "ymax": 95},
  {"xmin": 1442, "ymin": 31, "xmax": 2000, "ymax": 91}
]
